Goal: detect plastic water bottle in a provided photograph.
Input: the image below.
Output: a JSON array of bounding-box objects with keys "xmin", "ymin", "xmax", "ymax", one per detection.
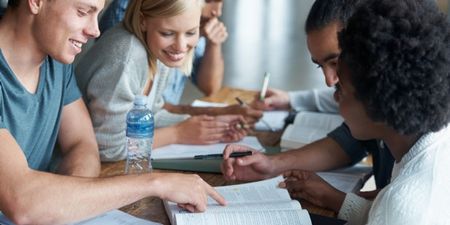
[{"xmin": 125, "ymin": 95, "xmax": 154, "ymax": 174}]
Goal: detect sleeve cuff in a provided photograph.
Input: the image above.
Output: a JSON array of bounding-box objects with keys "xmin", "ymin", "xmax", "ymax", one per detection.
[{"xmin": 338, "ymin": 193, "xmax": 372, "ymax": 225}]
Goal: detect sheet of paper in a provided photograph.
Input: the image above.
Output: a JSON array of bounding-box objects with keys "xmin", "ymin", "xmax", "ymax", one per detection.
[
  {"xmin": 254, "ymin": 111, "xmax": 289, "ymax": 131},
  {"xmin": 151, "ymin": 136, "xmax": 264, "ymax": 160},
  {"xmin": 72, "ymin": 210, "xmax": 161, "ymax": 225},
  {"xmin": 191, "ymin": 99, "xmax": 228, "ymax": 107},
  {"xmin": 0, "ymin": 210, "xmax": 161, "ymax": 225}
]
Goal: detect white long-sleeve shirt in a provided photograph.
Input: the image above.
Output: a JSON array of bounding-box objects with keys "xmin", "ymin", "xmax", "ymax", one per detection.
[
  {"xmin": 338, "ymin": 125, "xmax": 450, "ymax": 225},
  {"xmin": 289, "ymin": 88, "xmax": 338, "ymax": 113}
]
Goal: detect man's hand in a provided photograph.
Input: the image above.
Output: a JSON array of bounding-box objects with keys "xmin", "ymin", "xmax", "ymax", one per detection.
[
  {"xmin": 155, "ymin": 173, "xmax": 226, "ymax": 212},
  {"xmin": 221, "ymin": 144, "xmax": 276, "ymax": 181}
]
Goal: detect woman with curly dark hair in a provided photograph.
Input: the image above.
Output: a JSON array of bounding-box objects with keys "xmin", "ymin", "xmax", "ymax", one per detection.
[{"xmin": 333, "ymin": 0, "xmax": 450, "ymax": 224}]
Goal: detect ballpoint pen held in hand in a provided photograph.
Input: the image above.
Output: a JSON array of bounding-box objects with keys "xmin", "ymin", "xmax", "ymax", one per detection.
[{"xmin": 259, "ymin": 72, "xmax": 271, "ymax": 101}]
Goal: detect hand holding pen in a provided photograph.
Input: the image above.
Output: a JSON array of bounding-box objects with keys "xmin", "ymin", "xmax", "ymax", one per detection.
[
  {"xmin": 251, "ymin": 88, "xmax": 291, "ymax": 111},
  {"xmin": 221, "ymin": 144, "xmax": 274, "ymax": 181}
]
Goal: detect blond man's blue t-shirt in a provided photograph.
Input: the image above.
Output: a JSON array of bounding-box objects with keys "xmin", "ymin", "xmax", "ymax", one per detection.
[{"xmin": 0, "ymin": 50, "xmax": 81, "ymax": 171}]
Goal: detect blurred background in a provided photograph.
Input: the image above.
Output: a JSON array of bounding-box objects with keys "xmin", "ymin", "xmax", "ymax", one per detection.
[
  {"xmin": 181, "ymin": 0, "xmax": 450, "ymax": 103},
  {"xmin": 182, "ymin": 0, "xmax": 323, "ymax": 103}
]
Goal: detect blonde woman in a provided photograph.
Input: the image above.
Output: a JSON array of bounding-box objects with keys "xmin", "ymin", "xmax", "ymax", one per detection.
[{"xmin": 76, "ymin": 0, "xmax": 247, "ymax": 161}]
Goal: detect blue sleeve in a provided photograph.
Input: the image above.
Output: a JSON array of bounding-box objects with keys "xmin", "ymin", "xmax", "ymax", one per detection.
[
  {"xmin": 327, "ymin": 123, "xmax": 368, "ymax": 165},
  {"xmin": 63, "ymin": 65, "xmax": 82, "ymax": 106},
  {"xmin": 99, "ymin": 0, "xmax": 129, "ymax": 34},
  {"xmin": 190, "ymin": 37, "xmax": 206, "ymax": 85},
  {"xmin": 0, "ymin": 84, "xmax": 4, "ymax": 129}
]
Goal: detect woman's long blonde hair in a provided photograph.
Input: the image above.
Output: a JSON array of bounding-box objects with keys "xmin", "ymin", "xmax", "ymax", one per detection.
[{"xmin": 123, "ymin": 0, "xmax": 204, "ymax": 76}]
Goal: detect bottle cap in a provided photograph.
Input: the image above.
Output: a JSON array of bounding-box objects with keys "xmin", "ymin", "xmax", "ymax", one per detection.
[{"xmin": 134, "ymin": 95, "xmax": 147, "ymax": 106}]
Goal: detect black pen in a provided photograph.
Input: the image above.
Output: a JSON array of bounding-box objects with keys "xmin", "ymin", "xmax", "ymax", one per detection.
[
  {"xmin": 194, "ymin": 151, "xmax": 252, "ymax": 160},
  {"xmin": 235, "ymin": 97, "xmax": 247, "ymax": 106}
]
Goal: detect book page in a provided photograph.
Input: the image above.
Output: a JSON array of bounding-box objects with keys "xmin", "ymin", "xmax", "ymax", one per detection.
[
  {"xmin": 294, "ymin": 111, "xmax": 343, "ymax": 130},
  {"xmin": 281, "ymin": 111, "xmax": 343, "ymax": 149},
  {"xmin": 167, "ymin": 200, "xmax": 301, "ymax": 215},
  {"xmin": 174, "ymin": 209, "xmax": 312, "ymax": 225},
  {"xmin": 211, "ymin": 176, "xmax": 291, "ymax": 204},
  {"xmin": 318, "ymin": 172, "xmax": 364, "ymax": 193},
  {"xmin": 151, "ymin": 136, "xmax": 263, "ymax": 160}
]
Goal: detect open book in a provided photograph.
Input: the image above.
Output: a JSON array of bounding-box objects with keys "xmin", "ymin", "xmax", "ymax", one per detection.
[
  {"xmin": 317, "ymin": 163, "xmax": 373, "ymax": 194},
  {"xmin": 281, "ymin": 111, "xmax": 343, "ymax": 150},
  {"xmin": 164, "ymin": 176, "xmax": 313, "ymax": 225}
]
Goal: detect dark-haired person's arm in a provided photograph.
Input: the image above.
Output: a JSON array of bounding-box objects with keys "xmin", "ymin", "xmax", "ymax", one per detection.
[{"xmin": 222, "ymin": 137, "xmax": 354, "ymax": 181}]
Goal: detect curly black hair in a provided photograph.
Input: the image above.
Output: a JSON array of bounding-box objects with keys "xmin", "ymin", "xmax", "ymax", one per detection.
[{"xmin": 338, "ymin": 0, "xmax": 450, "ymax": 135}]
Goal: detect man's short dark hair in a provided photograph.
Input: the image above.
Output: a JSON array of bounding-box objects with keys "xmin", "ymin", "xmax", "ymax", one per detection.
[
  {"xmin": 305, "ymin": 0, "xmax": 363, "ymax": 33},
  {"xmin": 339, "ymin": 0, "xmax": 450, "ymax": 135}
]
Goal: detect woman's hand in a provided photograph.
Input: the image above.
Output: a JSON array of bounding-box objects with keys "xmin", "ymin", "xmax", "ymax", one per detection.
[{"xmin": 175, "ymin": 115, "xmax": 248, "ymax": 144}]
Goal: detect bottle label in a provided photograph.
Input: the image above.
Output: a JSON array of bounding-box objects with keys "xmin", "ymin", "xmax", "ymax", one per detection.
[{"xmin": 126, "ymin": 121, "xmax": 153, "ymax": 138}]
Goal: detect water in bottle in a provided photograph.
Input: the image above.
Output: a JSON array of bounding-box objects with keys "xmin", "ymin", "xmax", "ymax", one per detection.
[{"xmin": 125, "ymin": 95, "xmax": 154, "ymax": 174}]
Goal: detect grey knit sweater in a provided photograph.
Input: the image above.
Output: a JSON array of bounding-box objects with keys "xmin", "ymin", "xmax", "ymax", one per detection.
[{"xmin": 76, "ymin": 25, "xmax": 189, "ymax": 161}]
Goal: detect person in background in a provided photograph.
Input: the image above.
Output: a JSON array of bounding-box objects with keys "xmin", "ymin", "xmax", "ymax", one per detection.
[
  {"xmin": 292, "ymin": 0, "xmax": 449, "ymax": 223},
  {"xmin": 163, "ymin": 0, "xmax": 227, "ymax": 104},
  {"xmin": 222, "ymin": 0, "xmax": 395, "ymax": 212},
  {"xmin": 76, "ymin": 0, "xmax": 251, "ymax": 162},
  {"xmin": 0, "ymin": 0, "xmax": 225, "ymax": 224}
]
